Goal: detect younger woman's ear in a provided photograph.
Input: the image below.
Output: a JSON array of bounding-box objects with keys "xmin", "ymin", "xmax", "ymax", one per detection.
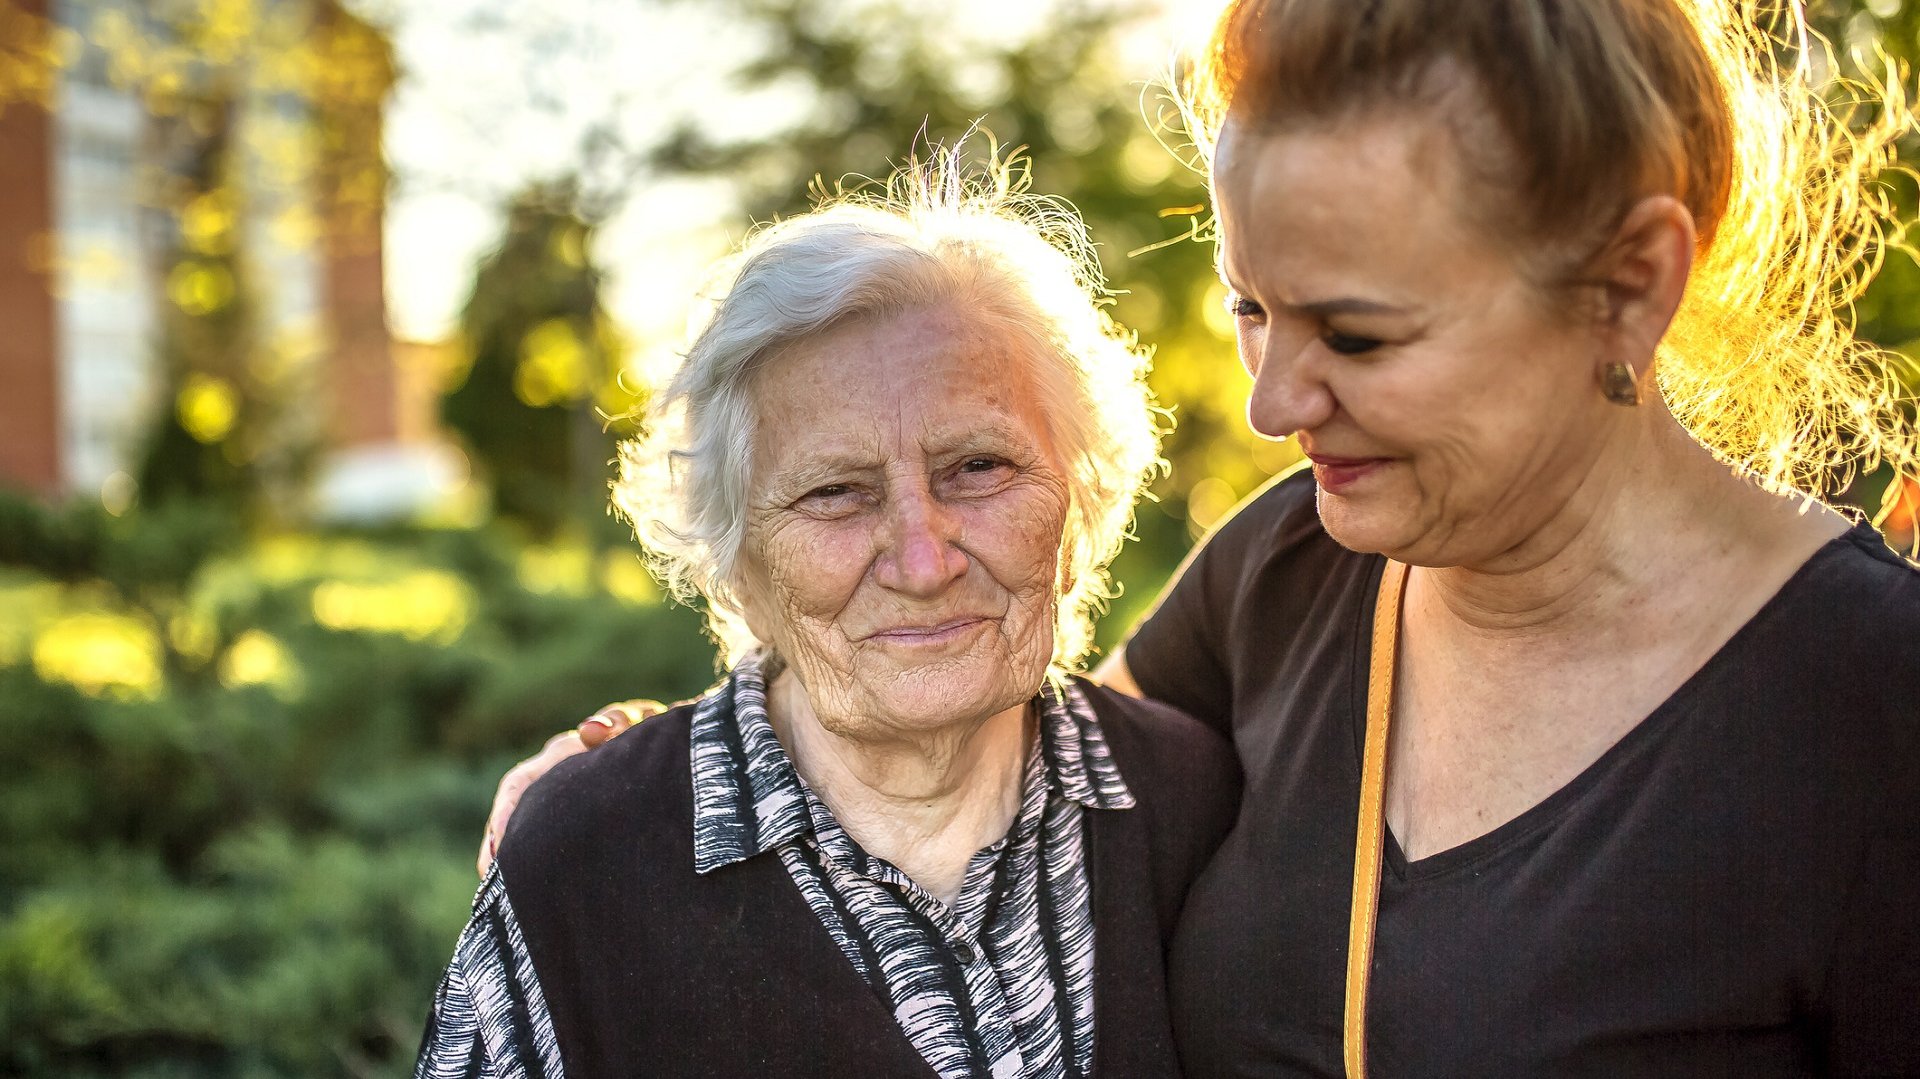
[{"xmin": 1593, "ymin": 194, "xmax": 1696, "ymax": 358}]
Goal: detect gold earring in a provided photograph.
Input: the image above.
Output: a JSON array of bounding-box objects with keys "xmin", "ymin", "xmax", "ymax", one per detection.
[{"xmin": 1601, "ymin": 362, "xmax": 1642, "ymax": 406}]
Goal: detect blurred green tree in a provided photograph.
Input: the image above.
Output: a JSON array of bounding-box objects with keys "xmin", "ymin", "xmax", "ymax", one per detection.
[{"xmin": 440, "ymin": 184, "xmax": 641, "ymax": 539}]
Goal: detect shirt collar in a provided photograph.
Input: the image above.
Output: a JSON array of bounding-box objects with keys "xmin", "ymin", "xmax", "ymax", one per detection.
[{"xmin": 690, "ymin": 654, "xmax": 1135, "ymax": 874}]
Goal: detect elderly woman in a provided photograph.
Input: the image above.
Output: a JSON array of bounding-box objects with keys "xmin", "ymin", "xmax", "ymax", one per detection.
[
  {"xmin": 484, "ymin": 0, "xmax": 1920, "ymax": 1074},
  {"xmin": 414, "ymin": 164, "xmax": 1238, "ymax": 1077}
]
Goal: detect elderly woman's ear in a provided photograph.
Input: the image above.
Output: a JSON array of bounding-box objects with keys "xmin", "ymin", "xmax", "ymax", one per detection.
[
  {"xmin": 1589, "ymin": 194, "xmax": 1697, "ymax": 395},
  {"xmin": 729, "ymin": 561, "xmax": 778, "ymax": 653}
]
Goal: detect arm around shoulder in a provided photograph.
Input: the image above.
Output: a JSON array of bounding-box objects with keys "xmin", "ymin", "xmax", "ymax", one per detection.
[
  {"xmin": 1080, "ymin": 681, "xmax": 1243, "ymax": 883},
  {"xmin": 1123, "ymin": 467, "xmax": 1322, "ymax": 734}
]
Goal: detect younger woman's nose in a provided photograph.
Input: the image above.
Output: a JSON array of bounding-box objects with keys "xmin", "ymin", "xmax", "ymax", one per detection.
[{"xmin": 1246, "ymin": 340, "xmax": 1337, "ymax": 439}]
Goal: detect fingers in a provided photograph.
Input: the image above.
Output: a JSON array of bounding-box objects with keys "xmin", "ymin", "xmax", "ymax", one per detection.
[
  {"xmin": 476, "ymin": 731, "xmax": 589, "ymax": 878},
  {"xmin": 578, "ymin": 699, "xmax": 662, "ymax": 748},
  {"xmin": 474, "ymin": 700, "xmax": 666, "ymax": 878}
]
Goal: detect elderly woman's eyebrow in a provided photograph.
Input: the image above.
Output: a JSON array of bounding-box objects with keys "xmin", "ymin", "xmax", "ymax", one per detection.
[
  {"xmin": 767, "ymin": 454, "xmax": 877, "ymax": 494},
  {"xmin": 762, "ymin": 424, "xmax": 1042, "ymax": 494},
  {"xmin": 927, "ymin": 415, "xmax": 1045, "ymax": 451}
]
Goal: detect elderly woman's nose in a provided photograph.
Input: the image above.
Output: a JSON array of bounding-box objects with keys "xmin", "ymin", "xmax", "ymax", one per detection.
[
  {"xmin": 1246, "ymin": 336, "xmax": 1336, "ymax": 439},
  {"xmin": 875, "ymin": 486, "xmax": 969, "ymax": 595}
]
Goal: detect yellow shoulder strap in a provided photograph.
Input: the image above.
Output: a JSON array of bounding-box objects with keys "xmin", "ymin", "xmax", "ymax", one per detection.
[{"xmin": 1344, "ymin": 558, "xmax": 1408, "ymax": 1079}]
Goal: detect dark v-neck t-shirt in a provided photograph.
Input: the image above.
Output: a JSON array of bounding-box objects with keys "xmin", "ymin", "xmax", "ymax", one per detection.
[{"xmin": 1129, "ymin": 468, "xmax": 1920, "ymax": 1077}]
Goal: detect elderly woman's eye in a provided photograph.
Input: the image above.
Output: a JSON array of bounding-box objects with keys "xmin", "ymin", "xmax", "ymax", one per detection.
[
  {"xmin": 946, "ymin": 457, "xmax": 1012, "ymax": 493},
  {"xmin": 1323, "ymin": 331, "xmax": 1384, "ymax": 356}
]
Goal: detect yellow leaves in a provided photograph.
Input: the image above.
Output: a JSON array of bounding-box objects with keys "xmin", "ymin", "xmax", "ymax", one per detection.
[
  {"xmin": 1120, "ymin": 134, "xmax": 1178, "ymax": 190},
  {"xmin": 308, "ymin": 13, "xmax": 393, "ymax": 107},
  {"xmin": 514, "ymin": 318, "xmax": 591, "ymax": 407},
  {"xmin": 33, "ymin": 610, "xmax": 303, "ymax": 701},
  {"xmin": 176, "ymin": 373, "xmax": 239, "ymax": 444},
  {"xmin": 217, "ymin": 628, "xmax": 299, "ymax": 696},
  {"xmin": 168, "ymin": 611, "xmax": 219, "ymax": 664},
  {"xmin": 32, "ymin": 614, "xmax": 162, "ymax": 700},
  {"xmin": 75, "ymin": 0, "xmax": 387, "ymax": 120},
  {"xmin": 1183, "ymin": 476, "xmax": 1237, "ymax": 537},
  {"xmin": 0, "ymin": 4, "xmax": 68, "ymax": 110},
  {"xmin": 267, "ymin": 204, "xmax": 319, "ymax": 250},
  {"xmin": 310, "ymin": 572, "xmax": 472, "ymax": 642},
  {"xmin": 167, "ymin": 259, "xmax": 236, "ymax": 316},
  {"xmin": 517, "ymin": 543, "xmax": 592, "ymax": 596},
  {"xmin": 600, "ymin": 553, "xmax": 660, "ymax": 606},
  {"xmin": 550, "ymin": 225, "xmax": 588, "ymax": 270},
  {"xmin": 88, "ymin": 8, "xmax": 180, "ymax": 96},
  {"xmin": 518, "ymin": 543, "xmax": 659, "ymax": 604},
  {"xmin": 180, "ymin": 0, "xmax": 262, "ymax": 68},
  {"xmin": 1198, "ymin": 279, "xmax": 1235, "ymax": 341},
  {"xmin": 180, "ymin": 193, "xmax": 235, "ymax": 255}
]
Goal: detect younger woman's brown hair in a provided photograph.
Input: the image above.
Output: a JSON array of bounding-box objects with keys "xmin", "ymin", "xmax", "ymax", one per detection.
[{"xmin": 1182, "ymin": 0, "xmax": 1920, "ymax": 524}]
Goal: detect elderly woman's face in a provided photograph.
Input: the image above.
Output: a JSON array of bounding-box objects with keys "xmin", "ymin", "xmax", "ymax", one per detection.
[
  {"xmin": 1213, "ymin": 112, "xmax": 1621, "ymax": 567},
  {"xmin": 737, "ymin": 305, "xmax": 1070, "ymax": 736}
]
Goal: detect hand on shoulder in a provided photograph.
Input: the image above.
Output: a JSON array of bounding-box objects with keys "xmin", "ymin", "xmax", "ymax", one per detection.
[{"xmin": 476, "ymin": 699, "xmax": 664, "ymax": 876}]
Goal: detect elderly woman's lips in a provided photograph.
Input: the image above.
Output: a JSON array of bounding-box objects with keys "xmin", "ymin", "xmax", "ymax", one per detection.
[
  {"xmin": 865, "ymin": 618, "xmax": 989, "ymax": 645},
  {"xmin": 1307, "ymin": 454, "xmax": 1390, "ymax": 494}
]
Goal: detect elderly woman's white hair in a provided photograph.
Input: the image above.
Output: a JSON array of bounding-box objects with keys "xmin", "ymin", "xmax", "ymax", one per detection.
[{"xmin": 612, "ymin": 148, "xmax": 1167, "ymax": 674}]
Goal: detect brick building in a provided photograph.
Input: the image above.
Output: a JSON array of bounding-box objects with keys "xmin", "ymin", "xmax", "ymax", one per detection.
[{"xmin": 0, "ymin": 0, "xmax": 424, "ymax": 512}]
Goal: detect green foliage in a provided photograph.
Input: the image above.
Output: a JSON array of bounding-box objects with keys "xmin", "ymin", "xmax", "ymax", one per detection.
[
  {"xmin": 441, "ymin": 186, "xmax": 641, "ymax": 539},
  {"xmin": 0, "ymin": 492, "xmax": 716, "ymax": 1075}
]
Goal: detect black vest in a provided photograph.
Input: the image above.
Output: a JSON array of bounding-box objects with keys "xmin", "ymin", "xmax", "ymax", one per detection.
[{"xmin": 498, "ymin": 680, "xmax": 1241, "ymax": 1077}]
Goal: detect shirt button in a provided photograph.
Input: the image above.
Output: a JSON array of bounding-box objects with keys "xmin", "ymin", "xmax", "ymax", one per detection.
[{"xmin": 953, "ymin": 941, "xmax": 977, "ymax": 965}]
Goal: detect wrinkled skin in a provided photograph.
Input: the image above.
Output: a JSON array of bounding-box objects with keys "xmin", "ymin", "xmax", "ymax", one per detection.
[
  {"xmin": 1212, "ymin": 112, "xmax": 1629, "ymax": 571},
  {"xmin": 735, "ymin": 304, "xmax": 1068, "ymax": 759}
]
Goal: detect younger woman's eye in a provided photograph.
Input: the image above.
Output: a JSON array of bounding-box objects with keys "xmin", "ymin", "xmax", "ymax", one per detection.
[
  {"xmin": 1226, "ymin": 292, "xmax": 1265, "ymax": 320},
  {"xmin": 1323, "ymin": 332, "xmax": 1384, "ymax": 356}
]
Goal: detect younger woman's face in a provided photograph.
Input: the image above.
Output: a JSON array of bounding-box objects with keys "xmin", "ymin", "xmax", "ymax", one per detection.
[{"xmin": 1211, "ymin": 111, "xmax": 1624, "ymax": 568}]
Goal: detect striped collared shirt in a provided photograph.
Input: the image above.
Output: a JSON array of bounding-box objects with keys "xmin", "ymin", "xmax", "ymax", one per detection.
[
  {"xmin": 414, "ymin": 655, "xmax": 1133, "ymax": 1079},
  {"xmin": 694, "ymin": 654, "xmax": 1134, "ymax": 1079}
]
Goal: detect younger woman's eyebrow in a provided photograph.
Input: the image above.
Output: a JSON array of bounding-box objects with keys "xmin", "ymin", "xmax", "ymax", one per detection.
[
  {"xmin": 1290, "ymin": 297, "xmax": 1409, "ymax": 318},
  {"xmin": 1218, "ymin": 269, "xmax": 1409, "ymax": 319}
]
